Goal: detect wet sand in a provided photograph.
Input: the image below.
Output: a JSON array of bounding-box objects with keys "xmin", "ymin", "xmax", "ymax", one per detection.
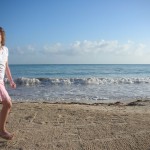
[{"xmin": 0, "ymin": 100, "xmax": 150, "ymax": 150}]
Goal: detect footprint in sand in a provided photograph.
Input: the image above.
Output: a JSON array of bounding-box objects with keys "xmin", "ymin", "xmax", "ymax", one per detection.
[{"xmin": 25, "ymin": 115, "xmax": 34, "ymax": 122}]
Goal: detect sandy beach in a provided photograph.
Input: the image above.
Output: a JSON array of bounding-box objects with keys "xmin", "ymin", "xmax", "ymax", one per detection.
[{"xmin": 0, "ymin": 100, "xmax": 150, "ymax": 150}]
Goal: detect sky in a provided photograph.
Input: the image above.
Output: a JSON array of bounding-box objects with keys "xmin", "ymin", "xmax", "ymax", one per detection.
[{"xmin": 0, "ymin": 0, "xmax": 150, "ymax": 64}]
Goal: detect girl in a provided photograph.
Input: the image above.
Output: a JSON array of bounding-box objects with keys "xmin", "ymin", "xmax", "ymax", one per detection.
[{"xmin": 0, "ymin": 27, "xmax": 16, "ymax": 140}]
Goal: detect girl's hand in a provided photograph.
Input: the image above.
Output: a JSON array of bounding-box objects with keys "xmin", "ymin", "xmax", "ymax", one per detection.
[{"xmin": 10, "ymin": 81, "xmax": 16, "ymax": 89}]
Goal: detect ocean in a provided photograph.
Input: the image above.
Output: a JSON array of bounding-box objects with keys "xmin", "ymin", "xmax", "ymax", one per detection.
[{"xmin": 5, "ymin": 64, "xmax": 150, "ymax": 103}]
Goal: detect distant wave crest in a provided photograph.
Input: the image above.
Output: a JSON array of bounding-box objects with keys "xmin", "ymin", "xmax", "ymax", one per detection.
[
  {"xmin": 5, "ymin": 77, "xmax": 40, "ymax": 86},
  {"xmin": 4, "ymin": 77, "xmax": 150, "ymax": 86}
]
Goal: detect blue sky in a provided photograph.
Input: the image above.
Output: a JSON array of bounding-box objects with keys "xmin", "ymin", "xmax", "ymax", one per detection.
[{"xmin": 0, "ymin": 0, "xmax": 150, "ymax": 64}]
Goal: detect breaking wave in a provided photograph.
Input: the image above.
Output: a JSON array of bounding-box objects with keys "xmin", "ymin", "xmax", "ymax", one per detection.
[{"xmin": 4, "ymin": 77, "xmax": 150, "ymax": 86}]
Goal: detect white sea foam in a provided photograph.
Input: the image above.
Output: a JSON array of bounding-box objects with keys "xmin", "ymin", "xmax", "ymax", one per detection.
[
  {"xmin": 5, "ymin": 77, "xmax": 40, "ymax": 86},
  {"xmin": 5, "ymin": 77, "xmax": 150, "ymax": 86}
]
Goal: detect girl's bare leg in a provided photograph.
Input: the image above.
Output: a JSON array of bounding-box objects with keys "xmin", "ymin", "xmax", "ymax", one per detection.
[{"xmin": 0, "ymin": 100, "xmax": 13, "ymax": 140}]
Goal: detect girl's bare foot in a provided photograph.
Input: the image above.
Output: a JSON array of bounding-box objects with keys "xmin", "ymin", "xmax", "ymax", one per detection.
[{"xmin": 0, "ymin": 131, "xmax": 14, "ymax": 140}]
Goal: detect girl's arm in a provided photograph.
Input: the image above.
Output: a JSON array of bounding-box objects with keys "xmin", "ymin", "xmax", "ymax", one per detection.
[{"xmin": 5, "ymin": 62, "xmax": 16, "ymax": 89}]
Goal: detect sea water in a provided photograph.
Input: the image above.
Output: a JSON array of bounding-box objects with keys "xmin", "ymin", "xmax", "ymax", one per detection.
[{"xmin": 5, "ymin": 64, "xmax": 150, "ymax": 103}]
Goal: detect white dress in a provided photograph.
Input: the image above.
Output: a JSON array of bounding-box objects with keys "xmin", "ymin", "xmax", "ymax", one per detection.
[{"xmin": 0, "ymin": 46, "xmax": 8, "ymax": 82}]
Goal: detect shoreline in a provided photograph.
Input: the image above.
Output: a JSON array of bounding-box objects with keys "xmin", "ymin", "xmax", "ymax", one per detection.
[
  {"xmin": 0, "ymin": 99, "xmax": 150, "ymax": 150},
  {"xmin": 11, "ymin": 98, "xmax": 150, "ymax": 106}
]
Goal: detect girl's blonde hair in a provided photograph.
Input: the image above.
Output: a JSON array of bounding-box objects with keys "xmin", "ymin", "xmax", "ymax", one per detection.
[{"xmin": 0, "ymin": 27, "xmax": 5, "ymax": 46}]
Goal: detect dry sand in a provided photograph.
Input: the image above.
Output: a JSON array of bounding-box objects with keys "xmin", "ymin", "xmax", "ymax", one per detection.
[{"xmin": 0, "ymin": 100, "xmax": 150, "ymax": 150}]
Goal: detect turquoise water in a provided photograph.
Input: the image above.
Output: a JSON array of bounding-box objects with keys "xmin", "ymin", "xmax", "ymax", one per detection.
[
  {"xmin": 9, "ymin": 64, "xmax": 150, "ymax": 78},
  {"xmin": 6, "ymin": 64, "xmax": 150, "ymax": 103}
]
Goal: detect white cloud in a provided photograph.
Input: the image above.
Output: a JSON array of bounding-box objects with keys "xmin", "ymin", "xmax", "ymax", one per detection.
[
  {"xmin": 10, "ymin": 40, "xmax": 148, "ymax": 57},
  {"xmin": 42, "ymin": 43, "xmax": 62, "ymax": 54},
  {"xmin": 11, "ymin": 44, "xmax": 36, "ymax": 55}
]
